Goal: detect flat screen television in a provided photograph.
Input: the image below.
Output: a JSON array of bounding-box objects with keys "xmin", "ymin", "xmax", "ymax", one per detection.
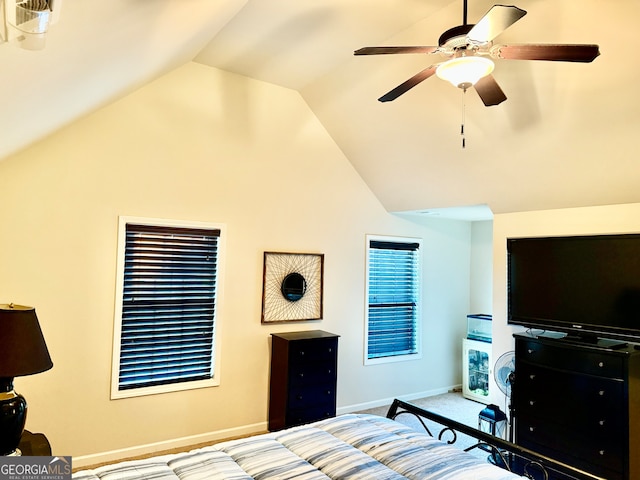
[{"xmin": 507, "ymin": 233, "xmax": 640, "ymax": 346}]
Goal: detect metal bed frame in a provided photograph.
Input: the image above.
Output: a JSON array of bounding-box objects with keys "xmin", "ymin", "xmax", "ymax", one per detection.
[{"xmin": 386, "ymin": 399, "xmax": 606, "ymax": 480}]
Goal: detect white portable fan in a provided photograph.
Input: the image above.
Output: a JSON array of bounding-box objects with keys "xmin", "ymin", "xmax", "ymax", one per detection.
[
  {"xmin": 493, "ymin": 351, "xmax": 515, "ymax": 441},
  {"xmin": 494, "ymin": 351, "xmax": 515, "ymax": 397}
]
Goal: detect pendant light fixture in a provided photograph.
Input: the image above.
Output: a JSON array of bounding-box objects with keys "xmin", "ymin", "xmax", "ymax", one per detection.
[{"xmin": 436, "ymin": 55, "xmax": 495, "ymax": 90}]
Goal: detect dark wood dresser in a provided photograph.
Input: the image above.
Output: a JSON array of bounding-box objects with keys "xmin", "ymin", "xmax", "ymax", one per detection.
[
  {"xmin": 513, "ymin": 333, "xmax": 640, "ymax": 480},
  {"xmin": 268, "ymin": 330, "xmax": 339, "ymax": 431}
]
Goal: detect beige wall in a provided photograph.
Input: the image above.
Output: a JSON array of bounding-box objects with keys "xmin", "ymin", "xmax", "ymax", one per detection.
[
  {"xmin": 0, "ymin": 62, "xmax": 474, "ymax": 464},
  {"xmin": 470, "ymin": 220, "xmax": 493, "ymax": 314},
  {"xmin": 490, "ymin": 203, "xmax": 640, "ymax": 404}
]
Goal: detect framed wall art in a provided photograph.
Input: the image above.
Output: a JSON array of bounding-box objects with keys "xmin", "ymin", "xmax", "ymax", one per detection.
[{"xmin": 261, "ymin": 252, "xmax": 324, "ymax": 323}]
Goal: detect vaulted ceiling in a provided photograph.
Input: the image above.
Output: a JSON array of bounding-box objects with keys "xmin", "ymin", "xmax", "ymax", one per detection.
[{"xmin": 2, "ymin": 0, "xmax": 638, "ymax": 219}]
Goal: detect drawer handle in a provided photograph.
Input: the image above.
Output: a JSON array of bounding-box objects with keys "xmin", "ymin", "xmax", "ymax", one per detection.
[
  {"xmin": 297, "ymin": 395, "xmax": 303, "ymax": 400},
  {"xmin": 599, "ymin": 420, "xmax": 606, "ymax": 426},
  {"xmin": 598, "ymin": 361, "xmax": 604, "ymax": 368},
  {"xmin": 529, "ymin": 374, "xmax": 536, "ymax": 380},
  {"xmin": 598, "ymin": 390, "xmax": 605, "ymax": 397},
  {"xmin": 529, "ymin": 400, "xmax": 536, "ymax": 406},
  {"xmin": 300, "ymin": 351, "xmax": 305, "ymax": 356},
  {"xmin": 326, "ymin": 390, "xmax": 332, "ymax": 395},
  {"xmin": 299, "ymin": 373, "xmax": 304, "ymax": 378},
  {"xmin": 527, "ymin": 349, "xmax": 533, "ymax": 354},
  {"xmin": 328, "ymin": 347, "xmax": 333, "ymax": 353},
  {"xmin": 599, "ymin": 450, "xmax": 605, "ymax": 456},
  {"xmin": 529, "ymin": 426, "xmax": 536, "ymax": 432}
]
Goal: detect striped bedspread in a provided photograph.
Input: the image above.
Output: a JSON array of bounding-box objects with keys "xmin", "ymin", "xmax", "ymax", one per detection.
[{"xmin": 73, "ymin": 414, "xmax": 522, "ymax": 480}]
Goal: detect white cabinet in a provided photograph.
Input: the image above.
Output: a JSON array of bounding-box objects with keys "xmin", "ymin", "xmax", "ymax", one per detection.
[{"xmin": 462, "ymin": 338, "xmax": 492, "ymax": 404}]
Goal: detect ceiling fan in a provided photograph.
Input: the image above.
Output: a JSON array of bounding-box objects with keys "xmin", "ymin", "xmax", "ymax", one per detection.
[{"xmin": 354, "ymin": 1, "xmax": 600, "ymax": 106}]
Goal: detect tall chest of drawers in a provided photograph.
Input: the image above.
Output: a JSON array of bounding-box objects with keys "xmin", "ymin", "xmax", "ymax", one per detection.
[
  {"xmin": 513, "ymin": 333, "xmax": 640, "ymax": 480},
  {"xmin": 268, "ymin": 330, "xmax": 339, "ymax": 431}
]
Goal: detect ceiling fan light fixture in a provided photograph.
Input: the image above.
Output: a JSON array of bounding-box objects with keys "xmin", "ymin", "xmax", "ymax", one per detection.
[{"xmin": 436, "ymin": 56, "xmax": 495, "ymax": 89}]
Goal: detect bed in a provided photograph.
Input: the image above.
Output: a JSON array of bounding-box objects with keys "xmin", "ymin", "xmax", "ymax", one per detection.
[{"xmin": 72, "ymin": 400, "xmax": 604, "ymax": 480}]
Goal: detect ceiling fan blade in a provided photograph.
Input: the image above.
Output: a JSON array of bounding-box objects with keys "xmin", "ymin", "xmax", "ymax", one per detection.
[
  {"xmin": 354, "ymin": 46, "xmax": 438, "ymax": 56},
  {"xmin": 378, "ymin": 65, "xmax": 438, "ymax": 102},
  {"xmin": 467, "ymin": 5, "xmax": 527, "ymax": 43},
  {"xmin": 495, "ymin": 44, "xmax": 600, "ymax": 62},
  {"xmin": 474, "ymin": 74, "xmax": 507, "ymax": 106}
]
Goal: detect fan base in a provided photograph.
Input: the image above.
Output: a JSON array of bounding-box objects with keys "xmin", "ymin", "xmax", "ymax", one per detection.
[{"xmin": 438, "ymin": 24, "xmax": 474, "ymax": 48}]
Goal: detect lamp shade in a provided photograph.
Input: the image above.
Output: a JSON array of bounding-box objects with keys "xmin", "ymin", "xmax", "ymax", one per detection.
[
  {"xmin": 0, "ymin": 304, "xmax": 53, "ymax": 378},
  {"xmin": 436, "ymin": 56, "xmax": 495, "ymax": 89}
]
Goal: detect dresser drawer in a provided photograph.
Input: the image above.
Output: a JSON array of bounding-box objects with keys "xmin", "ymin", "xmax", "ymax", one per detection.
[
  {"xmin": 515, "ymin": 402, "xmax": 623, "ymax": 451},
  {"xmin": 287, "ymin": 383, "xmax": 336, "ymax": 409},
  {"xmin": 516, "ymin": 416, "xmax": 624, "ymax": 475},
  {"xmin": 516, "ymin": 339, "xmax": 624, "ymax": 378},
  {"xmin": 289, "ymin": 338, "xmax": 338, "ymax": 364},
  {"xmin": 287, "ymin": 404, "xmax": 336, "ymax": 427},
  {"xmin": 516, "ymin": 363, "xmax": 625, "ymax": 430},
  {"xmin": 289, "ymin": 362, "xmax": 337, "ymax": 387}
]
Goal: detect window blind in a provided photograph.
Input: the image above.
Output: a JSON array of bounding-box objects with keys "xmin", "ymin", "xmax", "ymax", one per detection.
[
  {"xmin": 367, "ymin": 240, "xmax": 420, "ymax": 359},
  {"xmin": 117, "ymin": 224, "xmax": 220, "ymax": 391}
]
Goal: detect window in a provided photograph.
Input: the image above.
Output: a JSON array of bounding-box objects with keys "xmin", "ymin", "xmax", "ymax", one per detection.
[
  {"xmin": 365, "ymin": 235, "xmax": 422, "ymax": 364},
  {"xmin": 111, "ymin": 217, "xmax": 224, "ymax": 399}
]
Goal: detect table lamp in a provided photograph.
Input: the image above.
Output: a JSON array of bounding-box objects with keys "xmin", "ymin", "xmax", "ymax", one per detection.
[{"xmin": 0, "ymin": 304, "xmax": 53, "ymax": 455}]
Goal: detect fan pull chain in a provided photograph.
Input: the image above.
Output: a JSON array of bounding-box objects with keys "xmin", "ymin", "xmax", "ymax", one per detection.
[{"xmin": 461, "ymin": 89, "xmax": 466, "ymax": 149}]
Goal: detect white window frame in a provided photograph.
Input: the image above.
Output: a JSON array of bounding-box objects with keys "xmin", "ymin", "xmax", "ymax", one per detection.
[
  {"xmin": 111, "ymin": 216, "xmax": 225, "ymax": 399},
  {"xmin": 364, "ymin": 234, "xmax": 422, "ymax": 365}
]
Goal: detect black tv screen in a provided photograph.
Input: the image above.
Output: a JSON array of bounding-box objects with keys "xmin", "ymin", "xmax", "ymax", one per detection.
[{"xmin": 507, "ymin": 234, "xmax": 640, "ymax": 344}]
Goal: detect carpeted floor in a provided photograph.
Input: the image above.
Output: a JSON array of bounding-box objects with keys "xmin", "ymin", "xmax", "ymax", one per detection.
[
  {"xmin": 356, "ymin": 391, "xmax": 483, "ymax": 426},
  {"xmin": 356, "ymin": 391, "xmax": 502, "ymax": 460}
]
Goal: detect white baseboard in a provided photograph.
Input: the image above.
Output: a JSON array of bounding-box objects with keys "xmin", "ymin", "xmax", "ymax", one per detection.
[
  {"xmin": 72, "ymin": 421, "xmax": 268, "ymax": 469},
  {"xmin": 337, "ymin": 384, "xmax": 462, "ymax": 415}
]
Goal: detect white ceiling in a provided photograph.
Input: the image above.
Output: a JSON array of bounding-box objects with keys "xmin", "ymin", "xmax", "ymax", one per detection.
[{"xmin": 1, "ymin": 0, "xmax": 638, "ymax": 221}]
